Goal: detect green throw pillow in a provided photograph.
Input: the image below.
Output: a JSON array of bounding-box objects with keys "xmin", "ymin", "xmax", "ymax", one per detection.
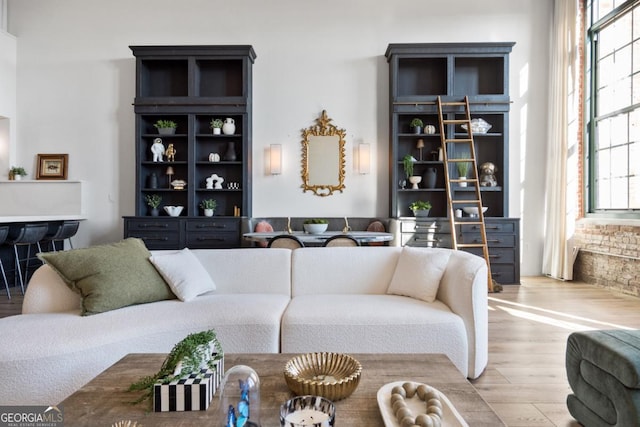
[{"xmin": 38, "ymin": 238, "xmax": 175, "ymax": 316}]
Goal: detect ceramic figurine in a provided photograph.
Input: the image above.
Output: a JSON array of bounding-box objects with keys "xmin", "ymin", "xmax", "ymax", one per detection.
[
  {"xmin": 151, "ymin": 138, "xmax": 165, "ymax": 162},
  {"xmin": 166, "ymin": 144, "xmax": 176, "ymax": 162}
]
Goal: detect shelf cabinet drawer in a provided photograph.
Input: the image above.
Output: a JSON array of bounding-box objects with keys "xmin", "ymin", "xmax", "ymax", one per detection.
[
  {"xmin": 460, "ymin": 221, "xmax": 516, "ymax": 234},
  {"xmin": 490, "ymin": 263, "xmax": 517, "ymax": 284},
  {"xmin": 186, "ymin": 232, "xmax": 239, "ymax": 248},
  {"xmin": 185, "ymin": 218, "xmax": 240, "ymax": 248},
  {"xmin": 126, "ymin": 219, "xmax": 180, "ymax": 232},
  {"xmin": 461, "ymin": 233, "xmax": 516, "ymax": 248},
  {"xmin": 463, "ymin": 247, "xmax": 516, "ymax": 264},
  {"xmin": 403, "ymin": 233, "xmax": 452, "ymax": 248},
  {"xmin": 186, "ymin": 219, "xmax": 239, "ymax": 233},
  {"xmin": 127, "ymin": 231, "xmax": 181, "ymax": 250},
  {"xmin": 401, "ymin": 219, "xmax": 450, "ymax": 233}
]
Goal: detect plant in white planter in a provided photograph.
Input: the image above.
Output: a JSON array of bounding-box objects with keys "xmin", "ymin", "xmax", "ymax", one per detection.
[
  {"xmin": 410, "ymin": 200, "xmax": 432, "ymax": 217},
  {"xmin": 9, "ymin": 166, "xmax": 27, "ymax": 180},
  {"xmin": 457, "ymin": 161, "xmax": 471, "ymax": 187},
  {"xmin": 210, "ymin": 118, "xmax": 223, "ymax": 135},
  {"xmin": 154, "ymin": 119, "xmax": 177, "ymax": 135},
  {"xmin": 199, "ymin": 199, "xmax": 217, "ymax": 217},
  {"xmin": 402, "ymin": 154, "xmax": 421, "ymax": 189},
  {"xmin": 410, "ymin": 118, "xmax": 423, "ymax": 134}
]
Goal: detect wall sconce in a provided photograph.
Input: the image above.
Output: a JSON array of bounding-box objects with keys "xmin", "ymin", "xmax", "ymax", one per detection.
[
  {"xmin": 269, "ymin": 144, "xmax": 282, "ymax": 175},
  {"xmin": 358, "ymin": 143, "xmax": 371, "ymax": 174}
]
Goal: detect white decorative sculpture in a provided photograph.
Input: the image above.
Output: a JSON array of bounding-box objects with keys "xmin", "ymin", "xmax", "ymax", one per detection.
[
  {"xmin": 151, "ymin": 138, "xmax": 165, "ymax": 162},
  {"xmin": 206, "ymin": 174, "xmax": 224, "ymax": 189}
]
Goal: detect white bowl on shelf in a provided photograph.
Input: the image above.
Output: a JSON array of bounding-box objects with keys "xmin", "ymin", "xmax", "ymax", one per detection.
[
  {"xmin": 163, "ymin": 205, "xmax": 184, "ymax": 217},
  {"xmin": 304, "ymin": 223, "xmax": 328, "ymax": 234},
  {"xmin": 462, "ymin": 206, "xmax": 488, "ymax": 217}
]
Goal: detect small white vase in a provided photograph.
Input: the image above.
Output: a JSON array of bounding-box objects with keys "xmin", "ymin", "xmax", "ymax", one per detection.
[
  {"xmin": 204, "ymin": 209, "xmax": 214, "ymax": 217},
  {"xmin": 222, "ymin": 118, "xmax": 236, "ymax": 135},
  {"xmin": 213, "ymin": 128, "xmax": 221, "ymax": 135},
  {"xmin": 459, "ymin": 178, "xmax": 468, "ymax": 187},
  {"xmin": 408, "ymin": 176, "xmax": 422, "ymax": 189}
]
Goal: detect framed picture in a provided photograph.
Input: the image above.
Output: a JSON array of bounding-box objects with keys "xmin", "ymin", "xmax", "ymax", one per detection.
[{"xmin": 36, "ymin": 154, "xmax": 69, "ymax": 180}]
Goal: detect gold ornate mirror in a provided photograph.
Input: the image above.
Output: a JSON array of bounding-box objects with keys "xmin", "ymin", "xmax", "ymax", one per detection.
[{"xmin": 301, "ymin": 110, "xmax": 346, "ymax": 197}]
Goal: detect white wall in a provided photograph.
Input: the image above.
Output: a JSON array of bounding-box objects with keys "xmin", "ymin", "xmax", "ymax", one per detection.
[
  {"xmin": 0, "ymin": 28, "xmax": 16, "ymax": 177},
  {"xmin": 7, "ymin": 0, "xmax": 551, "ymax": 276}
]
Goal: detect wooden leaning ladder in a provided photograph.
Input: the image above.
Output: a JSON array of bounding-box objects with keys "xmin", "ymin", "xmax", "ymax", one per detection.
[{"xmin": 436, "ymin": 96, "xmax": 497, "ymax": 293}]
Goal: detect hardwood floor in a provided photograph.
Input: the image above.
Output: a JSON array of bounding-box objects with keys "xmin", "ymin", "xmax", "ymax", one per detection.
[{"xmin": 2, "ymin": 276, "xmax": 638, "ymax": 426}]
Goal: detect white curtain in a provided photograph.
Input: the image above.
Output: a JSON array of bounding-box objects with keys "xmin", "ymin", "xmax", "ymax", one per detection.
[{"xmin": 542, "ymin": 0, "xmax": 579, "ymax": 280}]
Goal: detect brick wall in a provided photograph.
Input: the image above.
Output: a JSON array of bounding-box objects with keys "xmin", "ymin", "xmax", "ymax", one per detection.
[{"xmin": 573, "ymin": 220, "xmax": 640, "ymax": 296}]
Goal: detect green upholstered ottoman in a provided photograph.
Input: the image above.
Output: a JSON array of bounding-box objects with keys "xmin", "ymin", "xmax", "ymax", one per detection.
[{"xmin": 566, "ymin": 330, "xmax": 640, "ymax": 426}]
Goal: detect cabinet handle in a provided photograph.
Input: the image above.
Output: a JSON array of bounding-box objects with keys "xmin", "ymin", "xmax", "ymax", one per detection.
[
  {"xmin": 196, "ymin": 237, "xmax": 225, "ymax": 242},
  {"xmin": 414, "ymin": 238, "xmax": 440, "ymax": 243},
  {"xmin": 196, "ymin": 224, "xmax": 227, "ymax": 230},
  {"xmin": 489, "ymin": 254, "xmax": 500, "ymax": 259},
  {"xmin": 415, "ymin": 225, "xmax": 441, "ymax": 231},
  {"xmin": 474, "ymin": 239, "xmax": 500, "ymax": 243},
  {"xmin": 138, "ymin": 223, "xmax": 169, "ymax": 229},
  {"xmin": 472, "ymin": 225, "xmax": 499, "ymax": 230},
  {"xmin": 141, "ymin": 236, "xmax": 169, "ymax": 241}
]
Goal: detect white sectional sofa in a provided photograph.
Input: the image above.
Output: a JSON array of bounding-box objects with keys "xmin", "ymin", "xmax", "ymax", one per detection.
[{"xmin": 0, "ymin": 246, "xmax": 488, "ymax": 405}]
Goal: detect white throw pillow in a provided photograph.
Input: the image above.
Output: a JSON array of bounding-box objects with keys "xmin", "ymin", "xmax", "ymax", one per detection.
[
  {"xmin": 150, "ymin": 248, "xmax": 216, "ymax": 301},
  {"xmin": 387, "ymin": 247, "xmax": 451, "ymax": 303}
]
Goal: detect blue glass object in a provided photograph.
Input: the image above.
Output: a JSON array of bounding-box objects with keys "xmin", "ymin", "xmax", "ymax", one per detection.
[
  {"xmin": 226, "ymin": 405, "xmax": 236, "ymax": 427},
  {"xmin": 219, "ymin": 365, "xmax": 261, "ymax": 427}
]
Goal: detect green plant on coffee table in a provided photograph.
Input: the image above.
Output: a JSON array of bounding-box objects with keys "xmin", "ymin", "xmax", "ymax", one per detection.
[
  {"xmin": 199, "ymin": 198, "xmax": 217, "ymax": 210},
  {"xmin": 410, "ymin": 200, "xmax": 432, "ymax": 212},
  {"xmin": 402, "ymin": 154, "xmax": 415, "ymax": 179},
  {"xmin": 129, "ymin": 329, "xmax": 222, "ymax": 404},
  {"xmin": 145, "ymin": 194, "xmax": 162, "ymax": 209},
  {"xmin": 154, "ymin": 119, "xmax": 177, "ymax": 130},
  {"xmin": 209, "ymin": 118, "xmax": 223, "ymax": 129},
  {"xmin": 304, "ymin": 218, "xmax": 328, "ymax": 224}
]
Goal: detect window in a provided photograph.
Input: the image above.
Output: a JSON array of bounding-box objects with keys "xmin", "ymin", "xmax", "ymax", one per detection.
[{"xmin": 586, "ymin": 0, "xmax": 640, "ymax": 216}]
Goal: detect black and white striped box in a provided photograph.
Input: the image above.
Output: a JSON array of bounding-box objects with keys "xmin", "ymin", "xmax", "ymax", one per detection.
[{"xmin": 153, "ymin": 355, "xmax": 224, "ymax": 412}]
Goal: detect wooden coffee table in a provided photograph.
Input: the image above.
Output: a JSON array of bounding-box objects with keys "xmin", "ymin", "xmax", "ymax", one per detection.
[{"xmin": 61, "ymin": 353, "xmax": 504, "ymax": 426}]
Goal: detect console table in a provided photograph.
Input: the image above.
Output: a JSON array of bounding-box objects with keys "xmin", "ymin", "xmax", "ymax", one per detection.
[
  {"xmin": 243, "ymin": 231, "xmax": 394, "ymax": 246},
  {"xmin": 61, "ymin": 353, "xmax": 504, "ymax": 426}
]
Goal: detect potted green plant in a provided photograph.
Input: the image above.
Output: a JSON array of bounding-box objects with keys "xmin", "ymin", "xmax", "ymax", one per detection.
[
  {"xmin": 145, "ymin": 194, "xmax": 162, "ymax": 216},
  {"xmin": 410, "ymin": 200, "xmax": 432, "ymax": 217},
  {"xmin": 199, "ymin": 199, "xmax": 217, "ymax": 217},
  {"xmin": 9, "ymin": 166, "xmax": 27, "ymax": 180},
  {"xmin": 410, "ymin": 118, "xmax": 424, "ymax": 134},
  {"xmin": 303, "ymin": 218, "xmax": 329, "ymax": 234},
  {"xmin": 457, "ymin": 161, "xmax": 471, "ymax": 187},
  {"xmin": 210, "ymin": 118, "xmax": 223, "ymax": 135},
  {"xmin": 402, "ymin": 154, "xmax": 422, "ymax": 188},
  {"xmin": 154, "ymin": 119, "xmax": 177, "ymax": 135},
  {"xmin": 402, "ymin": 154, "xmax": 415, "ymax": 179}
]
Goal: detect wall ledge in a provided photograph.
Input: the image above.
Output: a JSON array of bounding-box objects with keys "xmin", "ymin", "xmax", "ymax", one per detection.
[{"xmin": 577, "ymin": 217, "xmax": 640, "ymax": 227}]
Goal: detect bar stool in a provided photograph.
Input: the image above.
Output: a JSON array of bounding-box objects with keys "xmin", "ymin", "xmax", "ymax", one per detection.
[
  {"xmin": 6, "ymin": 223, "xmax": 49, "ymax": 294},
  {"xmin": 0, "ymin": 226, "xmax": 11, "ymax": 299},
  {"xmin": 40, "ymin": 220, "xmax": 80, "ymax": 251}
]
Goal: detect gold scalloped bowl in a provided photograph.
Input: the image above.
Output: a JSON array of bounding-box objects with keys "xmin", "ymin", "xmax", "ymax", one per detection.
[{"xmin": 284, "ymin": 352, "xmax": 362, "ymax": 401}]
